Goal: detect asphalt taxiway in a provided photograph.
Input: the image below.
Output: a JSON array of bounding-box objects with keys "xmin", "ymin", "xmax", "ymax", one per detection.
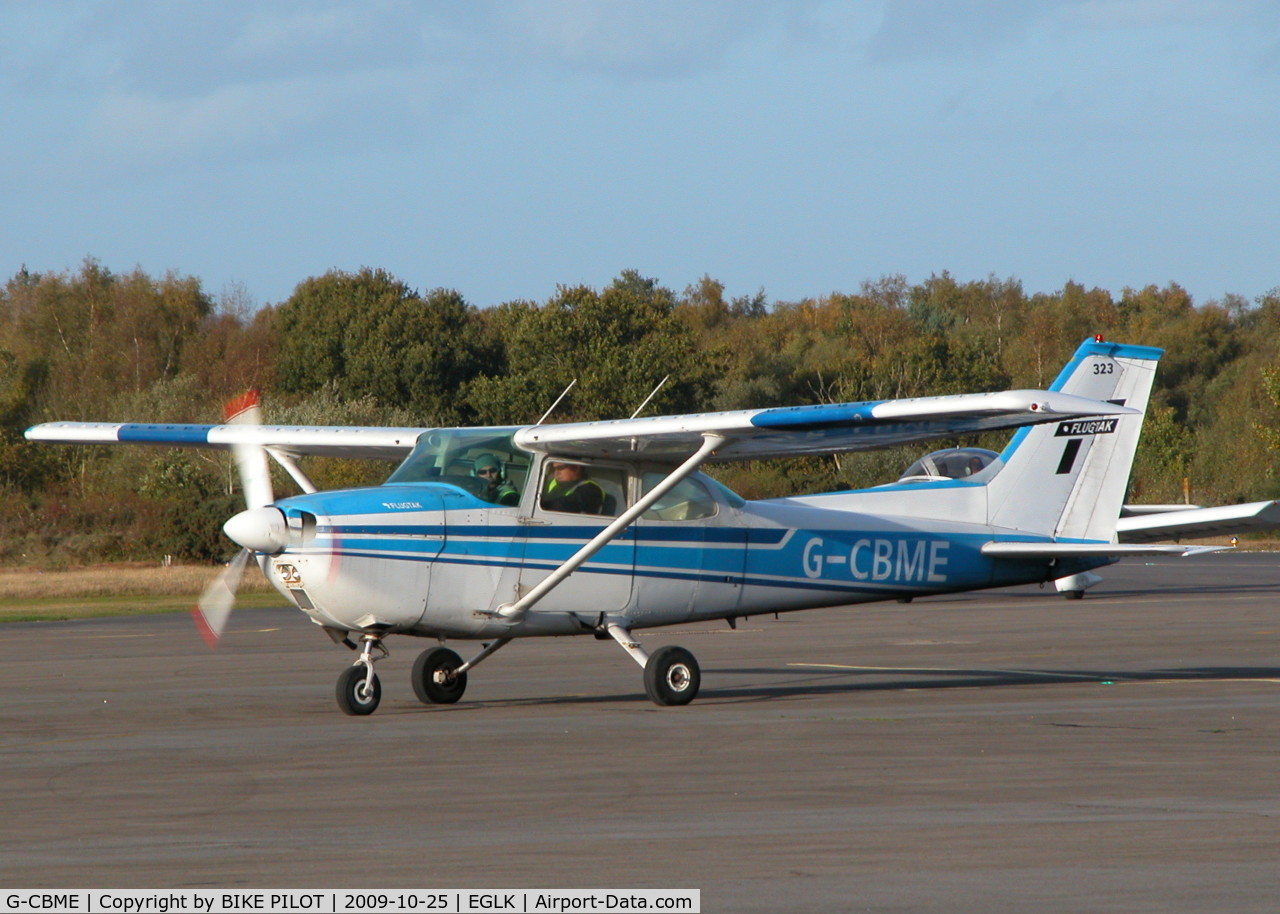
[{"xmin": 2, "ymin": 553, "xmax": 1279, "ymax": 912}]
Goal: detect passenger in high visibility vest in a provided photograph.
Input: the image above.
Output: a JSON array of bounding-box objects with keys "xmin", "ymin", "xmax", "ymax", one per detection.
[
  {"xmin": 541, "ymin": 461, "xmax": 605, "ymax": 514},
  {"xmin": 474, "ymin": 454, "xmax": 520, "ymax": 506}
]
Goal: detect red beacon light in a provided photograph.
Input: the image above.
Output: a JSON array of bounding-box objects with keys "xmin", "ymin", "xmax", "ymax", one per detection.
[{"xmin": 1094, "ymin": 334, "xmax": 1105, "ymax": 342}]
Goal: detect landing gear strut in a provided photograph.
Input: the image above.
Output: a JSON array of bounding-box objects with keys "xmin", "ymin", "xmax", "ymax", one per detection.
[
  {"xmin": 605, "ymin": 622, "xmax": 701, "ymax": 707},
  {"xmin": 335, "ymin": 634, "xmax": 387, "ymax": 716},
  {"xmin": 412, "ymin": 638, "xmax": 512, "ymax": 705}
]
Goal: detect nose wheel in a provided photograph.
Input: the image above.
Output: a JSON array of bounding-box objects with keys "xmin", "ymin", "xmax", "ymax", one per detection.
[
  {"xmin": 336, "ymin": 664, "xmax": 381, "ymax": 715},
  {"xmin": 335, "ymin": 635, "xmax": 387, "ymax": 716}
]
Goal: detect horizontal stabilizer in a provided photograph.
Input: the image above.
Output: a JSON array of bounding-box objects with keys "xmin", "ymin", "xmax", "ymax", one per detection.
[
  {"xmin": 1117, "ymin": 500, "xmax": 1280, "ymax": 543},
  {"xmin": 1120, "ymin": 504, "xmax": 1202, "ymax": 516},
  {"xmin": 981, "ymin": 542, "xmax": 1226, "ymax": 559}
]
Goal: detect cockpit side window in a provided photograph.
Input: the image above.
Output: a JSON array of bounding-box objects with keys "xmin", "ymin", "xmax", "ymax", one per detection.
[{"xmin": 538, "ymin": 460, "xmax": 626, "ymax": 517}]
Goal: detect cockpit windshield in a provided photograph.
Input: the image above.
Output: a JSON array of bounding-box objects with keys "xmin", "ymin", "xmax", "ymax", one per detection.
[
  {"xmin": 385, "ymin": 427, "xmax": 532, "ymax": 504},
  {"xmin": 897, "ymin": 447, "xmax": 999, "ymax": 483}
]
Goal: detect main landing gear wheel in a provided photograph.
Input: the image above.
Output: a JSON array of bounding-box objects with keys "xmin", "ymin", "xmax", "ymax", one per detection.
[
  {"xmin": 644, "ymin": 645, "xmax": 700, "ymax": 706},
  {"xmin": 412, "ymin": 646, "xmax": 468, "ymax": 704},
  {"xmin": 336, "ymin": 665, "xmax": 381, "ymax": 716}
]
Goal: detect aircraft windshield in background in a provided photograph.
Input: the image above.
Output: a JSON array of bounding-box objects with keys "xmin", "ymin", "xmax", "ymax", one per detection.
[
  {"xmin": 27, "ymin": 338, "xmax": 1244, "ymax": 715},
  {"xmin": 895, "ymin": 447, "xmax": 1001, "ymax": 484}
]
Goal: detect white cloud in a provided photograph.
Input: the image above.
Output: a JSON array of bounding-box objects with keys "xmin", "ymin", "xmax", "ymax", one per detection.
[
  {"xmin": 868, "ymin": 0, "xmax": 1060, "ymax": 62},
  {"xmin": 86, "ymin": 81, "xmax": 322, "ymax": 163},
  {"xmin": 225, "ymin": 2, "xmax": 426, "ymax": 82},
  {"xmin": 62, "ymin": 0, "xmax": 810, "ymax": 170},
  {"xmin": 49, "ymin": 2, "xmax": 464, "ymax": 170},
  {"xmin": 80, "ymin": 65, "xmax": 437, "ymax": 168},
  {"xmin": 499, "ymin": 0, "xmax": 783, "ymax": 78},
  {"xmin": 1062, "ymin": 0, "xmax": 1252, "ymax": 29}
]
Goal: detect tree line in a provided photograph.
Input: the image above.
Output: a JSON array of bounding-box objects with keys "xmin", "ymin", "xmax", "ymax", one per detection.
[{"xmin": 2, "ymin": 259, "xmax": 1277, "ymax": 565}]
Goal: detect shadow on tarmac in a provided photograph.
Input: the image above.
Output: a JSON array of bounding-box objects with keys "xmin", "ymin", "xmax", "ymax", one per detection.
[
  {"xmin": 703, "ymin": 663, "xmax": 1280, "ymax": 702},
  {"xmin": 424, "ymin": 664, "xmax": 1280, "ymax": 712}
]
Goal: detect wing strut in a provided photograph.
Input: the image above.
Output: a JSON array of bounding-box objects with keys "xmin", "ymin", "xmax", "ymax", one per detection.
[
  {"xmin": 265, "ymin": 447, "xmax": 318, "ymax": 494},
  {"xmin": 494, "ymin": 434, "xmax": 729, "ymax": 622}
]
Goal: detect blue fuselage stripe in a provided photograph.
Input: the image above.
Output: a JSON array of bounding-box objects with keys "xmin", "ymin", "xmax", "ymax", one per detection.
[{"xmin": 297, "ymin": 523, "xmax": 1105, "ymax": 599}]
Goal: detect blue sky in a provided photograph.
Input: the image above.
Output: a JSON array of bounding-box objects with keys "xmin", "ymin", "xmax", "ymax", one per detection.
[{"xmin": 2, "ymin": 0, "xmax": 1278, "ymax": 310}]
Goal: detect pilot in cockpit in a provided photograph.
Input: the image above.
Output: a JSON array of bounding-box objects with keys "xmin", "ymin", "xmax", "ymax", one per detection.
[
  {"xmin": 541, "ymin": 462, "xmax": 605, "ymax": 514},
  {"xmin": 475, "ymin": 454, "xmax": 519, "ymax": 506}
]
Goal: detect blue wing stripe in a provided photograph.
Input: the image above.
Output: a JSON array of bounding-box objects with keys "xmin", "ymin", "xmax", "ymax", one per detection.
[
  {"xmin": 750, "ymin": 402, "xmax": 882, "ymax": 429},
  {"xmin": 118, "ymin": 424, "xmax": 215, "ymax": 445}
]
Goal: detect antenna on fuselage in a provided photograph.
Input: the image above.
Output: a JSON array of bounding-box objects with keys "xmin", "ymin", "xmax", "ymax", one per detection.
[
  {"xmin": 535, "ymin": 379, "xmax": 577, "ymax": 425},
  {"xmin": 629, "ymin": 375, "xmax": 670, "ymax": 419}
]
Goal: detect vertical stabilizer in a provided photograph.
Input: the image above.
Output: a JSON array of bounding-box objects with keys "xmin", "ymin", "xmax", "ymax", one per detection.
[{"xmin": 986, "ymin": 340, "xmax": 1162, "ymax": 540}]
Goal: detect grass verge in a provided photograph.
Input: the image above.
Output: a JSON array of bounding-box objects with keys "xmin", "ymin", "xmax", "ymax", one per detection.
[{"xmin": 0, "ymin": 564, "xmax": 282, "ymax": 623}]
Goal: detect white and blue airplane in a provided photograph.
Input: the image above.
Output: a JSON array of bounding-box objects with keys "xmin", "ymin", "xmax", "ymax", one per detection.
[{"xmin": 26, "ymin": 338, "xmax": 1236, "ymax": 715}]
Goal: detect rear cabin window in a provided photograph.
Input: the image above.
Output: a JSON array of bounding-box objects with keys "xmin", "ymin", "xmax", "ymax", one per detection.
[{"xmin": 641, "ymin": 474, "xmax": 717, "ymax": 521}]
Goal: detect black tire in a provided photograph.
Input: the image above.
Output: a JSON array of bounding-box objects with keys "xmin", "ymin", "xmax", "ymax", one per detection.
[
  {"xmin": 412, "ymin": 647, "xmax": 467, "ymax": 704},
  {"xmin": 336, "ymin": 665, "xmax": 381, "ymax": 716},
  {"xmin": 644, "ymin": 646, "xmax": 700, "ymax": 706}
]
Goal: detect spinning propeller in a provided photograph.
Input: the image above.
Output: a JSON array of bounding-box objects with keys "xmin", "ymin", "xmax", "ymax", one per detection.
[{"xmin": 192, "ymin": 391, "xmax": 282, "ymax": 647}]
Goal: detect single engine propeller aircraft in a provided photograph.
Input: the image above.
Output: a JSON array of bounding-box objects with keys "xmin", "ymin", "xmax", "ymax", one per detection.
[{"xmin": 26, "ymin": 338, "xmax": 1225, "ymax": 715}]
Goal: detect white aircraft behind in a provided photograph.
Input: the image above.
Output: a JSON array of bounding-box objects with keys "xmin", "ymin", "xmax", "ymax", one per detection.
[
  {"xmin": 891, "ymin": 446, "xmax": 1278, "ymax": 595},
  {"xmin": 26, "ymin": 338, "xmax": 1233, "ymax": 714}
]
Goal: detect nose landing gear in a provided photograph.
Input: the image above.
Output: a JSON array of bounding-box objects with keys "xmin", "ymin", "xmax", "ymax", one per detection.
[{"xmin": 335, "ymin": 634, "xmax": 388, "ymax": 716}]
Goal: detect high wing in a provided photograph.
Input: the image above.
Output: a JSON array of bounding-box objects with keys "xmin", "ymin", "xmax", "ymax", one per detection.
[
  {"xmin": 514, "ymin": 389, "xmax": 1135, "ymax": 462},
  {"xmin": 24, "ymin": 421, "xmax": 428, "ymax": 460},
  {"xmin": 1117, "ymin": 500, "xmax": 1280, "ymax": 544},
  {"xmin": 27, "ymin": 389, "xmax": 1130, "ymax": 466}
]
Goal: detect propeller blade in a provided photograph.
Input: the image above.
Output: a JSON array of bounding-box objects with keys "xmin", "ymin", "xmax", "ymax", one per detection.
[
  {"xmin": 192, "ymin": 548, "xmax": 251, "ymax": 647},
  {"xmin": 192, "ymin": 391, "xmax": 276, "ymax": 647},
  {"xmin": 224, "ymin": 389, "xmax": 273, "ymax": 509}
]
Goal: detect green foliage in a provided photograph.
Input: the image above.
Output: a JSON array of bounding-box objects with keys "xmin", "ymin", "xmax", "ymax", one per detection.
[
  {"xmin": 269, "ymin": 384, "xmax": 417, "ymax": 491},
  {"xmin": 270, "ymin": 269, "xmax": 493, "ymax": 425},
  {"xmin": 465, "ymin": 271, "xmax": 712, "ymax": 425},
  {"xmin": 5, "ymin": 260, "xmax": 1280, "ymax": 566},
  {"xmin": 0, "ymin": 348, "xmax": 55, "ymax": 490},
  {"xmin": 1255, "ymin": 366, "xmax": 1280, "ymax": 454},
  {"xmin": 4, "ymin": 260, "xmax": 212, "ymax": 423},
  {"xmin": 1129, "ymin": 405, "xmax": 1194, "ymax": 502}
]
